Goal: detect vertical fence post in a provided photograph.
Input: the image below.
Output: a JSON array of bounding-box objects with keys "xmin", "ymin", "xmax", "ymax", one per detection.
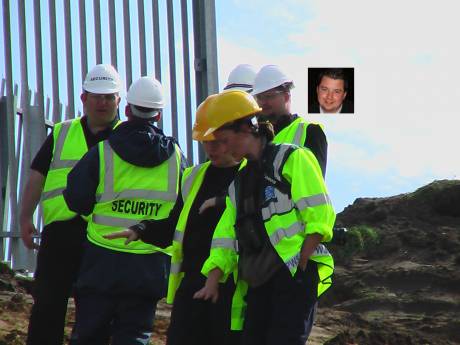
[
  {"xmin": 123, "ymin": 0, "xmax": 132, "ymax": 88},
  {"xmin": 49, "ymin": 0, "xmax": 61, "ymax": 124},
  {"xmin": 192, "ymin": 0, "xmax": 218, "ymax": 163},
  {"xmin": 181, "ymin": 0, "xmax": 193, "ymax": 164},
  {"xmin": 79, "ymin": 0, "xmax": 88, "ymax": 81},
  {"xmin": 167, "ymin": 0, "xmax": 178, "ymax": 139},
  {"xmin": 108, "ymin": 0, "xmax": 118, "ymax": 69},
  {"xmin": 138, "ymin": 0, "xmax": 147, "ymax": 76},
  {"xmin": 64, "ymin": 0, "xmax": 75, "ymax": 119}
]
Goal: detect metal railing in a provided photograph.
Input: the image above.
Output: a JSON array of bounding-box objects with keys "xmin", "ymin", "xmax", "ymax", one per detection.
[{"xmin": 0, "ymin": 0, "xmax": 218, "ymax": 271}]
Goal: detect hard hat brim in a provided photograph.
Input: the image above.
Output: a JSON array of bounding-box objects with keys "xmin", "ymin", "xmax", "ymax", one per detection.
[{"xmin": 83, "ymin": 86, "xmax": 121, "ymax": 94}]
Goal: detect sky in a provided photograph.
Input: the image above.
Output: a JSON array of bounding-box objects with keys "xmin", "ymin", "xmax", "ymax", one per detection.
[
  {"xmin": 1, "ymin": 0, "xmax": 459, "ymax": 214},
  {"xmin": 215, "ymin": 0, "xmax": 460, "ymax": 212}
]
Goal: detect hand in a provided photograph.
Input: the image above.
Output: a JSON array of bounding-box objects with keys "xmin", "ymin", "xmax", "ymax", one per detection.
[
  {"xmin": 20, "ymin": 221, "xmax": 39, "ymax": 250},
  {"xmin": 298, "ymin": 233, "xmax": 324, "ymax": 271},
  {"xmin": 193, "ymin": 282, "xmax": 219, "ymax": 303},
  {"xmin": 103, "ymin": 229, "xmax": 139, "ymax": 245},
  {"xmin": 192, "ymin": 268, "xmax": 222, "ymax": 303},
  {"xmin": 198, "ymin": 197, "xmax": 217, "ymax": 214}
]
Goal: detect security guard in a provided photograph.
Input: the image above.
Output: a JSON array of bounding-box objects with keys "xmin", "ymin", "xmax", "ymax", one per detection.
[
  {"xmin": 194, "ymin": 90, "xmax": 335, "ymax": 345},
  {"xmin": 252, "ymin": 64, "xmax": 328, "ymax": 176},
  {"xmin": 63, "ymin": 76, "xmax": 185, "ymax": 344},
  {"xmin": 104, "ymin": 95, "xmax": 242, "ymax": 345},
  {"xmin": 20, "ymin": 64, "xmax": 122, "ymax": 345}
]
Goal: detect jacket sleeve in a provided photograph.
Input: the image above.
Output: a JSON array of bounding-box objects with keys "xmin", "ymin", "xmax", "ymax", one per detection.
[
  {"xmin": 201, "ymin": 195, "xmax": 238, "ymax": 282},
  {"xmin": 304, "ymin": 124, "xmax": 328, "ymax": 178},
  {"xmin": 63, "ymin": 146, "xmax": 100, "ymax": 216},
  {"xmin": 282, "ymin": 148, "xmax": 335, "ymax": 242},
  {"xmin": 131, "ymin": 193, "xmax": 184, "ymax": 248}
]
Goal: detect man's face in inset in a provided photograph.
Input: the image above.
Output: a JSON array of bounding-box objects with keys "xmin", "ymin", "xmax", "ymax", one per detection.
[{"xmin": 316, "ymin": 76, "xmax": 347, "ymax": 113}]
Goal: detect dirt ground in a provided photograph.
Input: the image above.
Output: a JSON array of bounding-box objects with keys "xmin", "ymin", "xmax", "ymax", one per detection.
[{"xmin": 1, "ymin": 180, "xmax": 460, "ymax": 344}]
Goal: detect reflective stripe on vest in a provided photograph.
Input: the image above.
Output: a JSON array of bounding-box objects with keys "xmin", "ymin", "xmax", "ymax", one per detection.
[
  {"xmin": 181, "ymin": 164, "xmax": 202, "ymax": 201},
  {"xmin": 272, "ymin": 117, "xmax": 308, "ymax": 146},
  {"xmin": 87, "ymin": 140, "xmax": 181, "ymax": 254},
  {"xmin": 292, "ymin": 121, "xmax": 307, "ymax": 146},
  {"xmin": 42, "ymin": 119, "xmax": 88, "ymax": 225},
  {"xmin": 49, "ymin": 121, "xmax": 81, "ymax": 170},
  {"xmin": 96, "ymin": 141, "xmax": 178, "ymax": 203}
]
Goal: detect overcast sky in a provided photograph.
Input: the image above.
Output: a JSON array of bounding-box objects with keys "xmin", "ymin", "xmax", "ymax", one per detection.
[{"xmin": 216, "ymin": 0, "xmax": 460, "ymax": 211}]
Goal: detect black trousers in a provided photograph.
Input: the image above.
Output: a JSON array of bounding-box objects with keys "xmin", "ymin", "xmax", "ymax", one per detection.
[
  {"xmin": 241, "ymin": 261, "xmax": 319, "ymax": 345},
  {"xmin": 167, "ymin": 273, "xmax": 241, "ymax": 345},
  {"xmin": 26, "ymin": 217, "xmax": 87, "ymax": 345},
  {"xmin": 69, "ymin": 293, "xmax": 158, "ymax": 345}
]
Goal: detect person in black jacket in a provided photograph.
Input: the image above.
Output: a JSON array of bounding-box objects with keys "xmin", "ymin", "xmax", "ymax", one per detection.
[{"xmin": 63, "ymin": 76, "xmax": 186, "ymax": 345}]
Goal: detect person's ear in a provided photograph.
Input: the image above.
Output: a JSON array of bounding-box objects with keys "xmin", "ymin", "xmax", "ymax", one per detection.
[
  {"xmin": 343, "ymin": 91, "xmax": 347, "ymax": 100},
  {"xmin": 125, "ymin": 105, "xmax": 132, "ymax": 118},
  {"xmin": 284, "ymin": 92, "xmax": 291, "ymax": 103},
  {"xmin": 153, "ymin": 111, "xmax": 162, "ymax": 123},
  {"xmin": 80, "ymin": 93, "xmax": 87, "ymax": 103}
]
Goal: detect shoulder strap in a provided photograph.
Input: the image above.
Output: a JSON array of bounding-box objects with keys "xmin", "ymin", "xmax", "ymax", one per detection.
[{"xmin": 263, "ymin": 143, "xmax": 296, "ymax": 196}]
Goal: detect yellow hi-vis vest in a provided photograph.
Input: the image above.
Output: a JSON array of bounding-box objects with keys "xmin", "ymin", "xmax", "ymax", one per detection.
[
  {"xmin": 167, "ymin": 160, "xmax": 246, "ymax": 303},
  {"xmin": 86, "ymin": 140, "xmax": 182, "ymax": 254},
  {"xmin": 202, "ymin": 144, "xmax": 335, "ymax": 330},
  {"xmin": 167, "ymin": 161, "xmax": 211, "ymax": 303},
  {"xmin": 42, "ymin": 118, "xmax": 88, "ymax": 225},
  {"xmin": 272, "ymin": 116, "xmax": 323, "ymax": 147}
]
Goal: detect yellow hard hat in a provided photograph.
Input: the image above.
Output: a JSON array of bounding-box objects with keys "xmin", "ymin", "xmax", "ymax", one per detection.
[
  {"xmin": 204, "ymin": 90, "xmax": 262, "ymax": 137},
  {"xmin": 192, "ymin": 95, "xmax": 217, "ymax": 141}
]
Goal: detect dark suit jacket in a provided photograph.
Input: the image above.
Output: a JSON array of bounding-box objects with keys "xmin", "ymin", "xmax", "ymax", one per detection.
[{"xmin": 309, "ymin": 100, "xmax": 354, "ymax": 114}]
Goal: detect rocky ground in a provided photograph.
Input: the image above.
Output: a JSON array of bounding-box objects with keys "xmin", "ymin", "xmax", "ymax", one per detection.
[{"xmin": 1, "ymin": 179, "xmax": 459, "ymax": 344}]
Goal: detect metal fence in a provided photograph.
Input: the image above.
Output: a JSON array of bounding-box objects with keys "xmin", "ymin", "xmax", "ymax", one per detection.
[{"xmin": 0, "ymin": 0, "xmax": 218, "ymax": 271}]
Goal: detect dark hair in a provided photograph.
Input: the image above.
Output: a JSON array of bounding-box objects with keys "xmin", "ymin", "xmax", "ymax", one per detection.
[
  {"xmin": 132, "ymin": 104, "xmax": 159, "ymax": 114},
  {"xmin": 221, "ymin": 116, "xmax": 274, "ymax": 142},
  {"xmin": 317, "ymin": 68, "xmax": 348, "ymax": 91},
  {"xmin": 257, "ymin": 121, "xmax": 275, "ymax": 142}
]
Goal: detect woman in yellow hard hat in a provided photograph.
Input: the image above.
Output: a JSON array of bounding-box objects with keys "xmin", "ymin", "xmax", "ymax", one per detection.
[
  {"xmin": 104, "ymin": 95, "xmax": 242, "ymax": 345},
  {"xmin": 194, "ymin": 90, "xmax": 336, "ymax": 345}
]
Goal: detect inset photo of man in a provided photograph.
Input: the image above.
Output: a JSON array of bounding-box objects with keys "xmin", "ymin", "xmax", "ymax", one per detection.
[{"xmin": 308, "ymin": 67, "xmax": 354, "ymax": 114}]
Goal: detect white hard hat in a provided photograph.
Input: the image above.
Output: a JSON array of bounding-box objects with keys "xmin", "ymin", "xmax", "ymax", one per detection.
[
  {"xmin": 251, "ymin": 65, "xmax": 294, "ymax": 96},
  {"xmin": 223, "ymin": 64, "xmax": 257, "ymax": 92},
  {"xmin": 83, "ymin": 64, "xmax": 122, "ymax": 94},
  {"xmin": 126, "ymin": 76, "xmax": 165, "ymax": 118}
]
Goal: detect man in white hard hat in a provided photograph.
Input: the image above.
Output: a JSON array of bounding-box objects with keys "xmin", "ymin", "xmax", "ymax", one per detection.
[
  {"xmin": 63, "ymin": 76, "xmax": 186, "ymax": 344},
  {"xmin": 223, "ymin": 64, "xmax": 257, "ymax": 93},
  {"xmin": 20, "ymin": 64, "xmax": 122, "ymax": 345},
  {"xmin": 252, "ymin": 64, "xmax": 327, "ymax": 176},
  {"xmin": 252, "ymin": 65, "xmax": 328, "ymax": 342}
]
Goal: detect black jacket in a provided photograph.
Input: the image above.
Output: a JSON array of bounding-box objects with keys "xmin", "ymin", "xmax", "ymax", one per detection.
[
  {"xmin": 308, "ymin": 100, "xmax": 354, "ymax": 114},
  {"xmin": 63, "ymin": 119, "xmax": 186, "ymax": 297}
]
